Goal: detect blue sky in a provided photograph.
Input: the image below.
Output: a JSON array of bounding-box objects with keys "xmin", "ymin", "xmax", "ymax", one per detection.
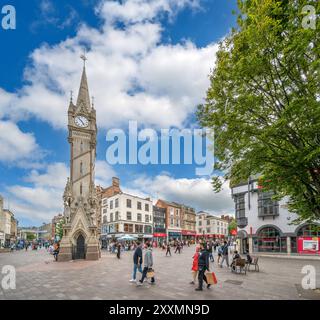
[{"xmin": 0, "ymin": 0, "xmax": 238, "ymax": 226}]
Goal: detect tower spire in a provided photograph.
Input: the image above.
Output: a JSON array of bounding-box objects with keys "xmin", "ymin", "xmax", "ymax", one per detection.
[{"xmin": 76, "ymin": 51, "xmax": 91, "ymax": 110}]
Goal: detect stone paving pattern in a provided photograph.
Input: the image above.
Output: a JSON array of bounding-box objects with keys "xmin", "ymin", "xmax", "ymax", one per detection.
[{"xmin": 0, "ymin": 246, "xmax": 320, "ymax": 300}]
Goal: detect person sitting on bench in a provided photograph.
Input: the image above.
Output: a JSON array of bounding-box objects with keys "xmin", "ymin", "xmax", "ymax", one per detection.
[{"xmin": 231, "ymin": 250, "xmax": 241, "ymax": 271}]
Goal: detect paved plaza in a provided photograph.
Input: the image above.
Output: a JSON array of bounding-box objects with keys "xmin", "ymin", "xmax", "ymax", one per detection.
[{"xmin": 0, "ymin": 246, "xmax": 320, "ymax": 300}]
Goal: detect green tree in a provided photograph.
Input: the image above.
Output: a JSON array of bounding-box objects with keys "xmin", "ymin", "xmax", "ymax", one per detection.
[
  {"xmin": 198, "ymin": 0, "xmax": 320, "ymax": 222},
  {"xmin": 228, "ymin": 219, "xmax": 237, "ymax": 234},
  {"xmin": 55, "ymin": 219, "xmax": 65, "ymax": 240},
  {"xmin": 26, "ymin": 232, "xmax": 35, "ymax": 241}
]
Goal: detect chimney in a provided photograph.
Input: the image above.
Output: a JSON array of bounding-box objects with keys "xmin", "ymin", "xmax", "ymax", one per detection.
[{"xmin": 112, "ymin": 177, "xmax": 120, "ymax": 188}]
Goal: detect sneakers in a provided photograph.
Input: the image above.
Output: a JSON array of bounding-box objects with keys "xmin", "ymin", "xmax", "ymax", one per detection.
[
  {"xmin": 129, "ymin": 279, "xmax": 136, "ymax": 283},
  {"xmin": 189, "ymin": 281, "xmax": 195, "ymax": 285},
  {"xmin": 136, "ymin": 281, "xmax": 143, "ymax": 286}
]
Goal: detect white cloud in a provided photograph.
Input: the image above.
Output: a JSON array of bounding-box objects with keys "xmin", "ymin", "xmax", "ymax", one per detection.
[
  {"xmin": 6, "ymin": 161, "xmax": 115, "ymax": 224},
  {"xmin": 0, "ymin": 121, "xmax": 40, "ymax": 163},
  {"xmin": 128, "ymin": 173, "xmax": 234, "ymax": 214},
  {"xmin": 0, "ymin": 0, "xmax": 218, "ymax": 130}
]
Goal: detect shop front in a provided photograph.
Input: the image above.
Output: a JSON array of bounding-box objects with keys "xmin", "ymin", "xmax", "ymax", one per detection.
[
  {"xmin": 253, "ymin": 226, "xmax": 287, "ymax": 253},
  {"xmin": 182, "ymin": 230, "xmax": 196, "ymax": 241},
  {"xmin": 153, "ymin": 232, "xmax": 167, "ymax": 246},
  {"xmin": 168, "ymin": 231, "xmax": 182, "ymax": 241},
  {"xmin": 296, "ymin": 224, "xmax": 320, "ymax": 255}
]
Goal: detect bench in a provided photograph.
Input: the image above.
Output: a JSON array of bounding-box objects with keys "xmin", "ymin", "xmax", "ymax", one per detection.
[
  {"xmin": 246, "ymin": 257, "xmax": 259, "ymax": 272},
  {"xmin": 231, "ymin": 258, "xmax": 247, "ymax": 275}
]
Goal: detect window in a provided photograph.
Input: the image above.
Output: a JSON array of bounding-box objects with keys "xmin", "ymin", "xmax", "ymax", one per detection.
[
  {"xmin": 127, "ymin": 212, "xmax": 132, "ymax": 220},
  {"xmin": 110, "ymin": 213, "xmax": 113, "ymax": 222},
  {"xmin": 256, "ymin": 227, "xmax": 286, "ymax": 253},
  {"xmin": 137, "ymin": 213, "xmax": 142, "ymax": 222},
  {"xmin": 145, "ymin": 203, "xmax": 149, "ymax": 212},
  {"xmin": 80, "ymin": 162, "xmax": 83, "ymax": 175},
  {"xmin": 135, "ymin": 224, "xmax": 143, "ymax": 233},
  {"xmin": 170, "ymin": 218, "xmax": 174, "ymax": 226},
  {"xmin": 297, "ymin": 224, "xmax": 320, "ymax": 237},
  {"xmin": 198, "ymin": 221, "xmax": 202, "ymax": 226},
  {"xmin": 145, "ymin": 215, "xmax": 149, "ymax": 223},
  {"xmin": 110, "ymin": 200, "xmax": 113, "ymax": 210},
  {"xmin": 102, "ymin": 199, "xmax": 108, "ymax": 206},
  {"xmin": 126, "ymin": 199, "xmax": 132, "ymax": 208},
  {"xmin": 207, "ymin": 220, "xmax": 210, "ymax": 225},
  {"xmin": 103, "ymin": 216, "xmax": 107, "ymax": 224},
  {"xmin": 207, "ymin": 228, "xmax": 210, "ymax": 233},
  {"xmin": 217, "ymin": 227, "xmax": 220, "ymax": 233},
  {"xmin": 115, "ymin": 198, "xmax": 119, "ymax": 208},
  {"xmin": 103, "ymin": 208, "xmax": 107, "ymax": 214},
  {"xmin": 199, "ymin": 228, "xmax": 202, "ymax": 233},
  {"xmin": 234, "ymin": 193, "xmax": 245, "ymax": 218},
  {"xmin": 124, "ymin": 224, "xmax": 133, "ymax": 233},
  {"xmin": 137, "ymin": 202, "xmax": 142, "ymax": 210},
  {"xmin": 115, "ymin": 211, "xmax": 119, "ymax": 220},
  {"xmin": 258, "ymin": 191, "xmax": 279, "ymax": 217},
  {"xmin": 145, "ymin": 225, "xmax": 152, "ymax": 234}
]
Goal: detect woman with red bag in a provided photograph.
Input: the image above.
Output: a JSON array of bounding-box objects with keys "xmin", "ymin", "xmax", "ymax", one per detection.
[{"xmin": 190, "ymin": 246, "xmax": 200, "ymax": 285}]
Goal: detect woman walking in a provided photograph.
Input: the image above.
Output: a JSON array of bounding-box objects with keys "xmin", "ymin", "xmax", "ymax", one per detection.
[{"xmin": 190, "ymin": 247, "xmax": 200, "ymax": 285}]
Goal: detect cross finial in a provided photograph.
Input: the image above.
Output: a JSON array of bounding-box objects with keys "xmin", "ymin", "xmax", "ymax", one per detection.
[{"xmin": 80, "ymin": 49, "xmax": 87, "ymax": 67}]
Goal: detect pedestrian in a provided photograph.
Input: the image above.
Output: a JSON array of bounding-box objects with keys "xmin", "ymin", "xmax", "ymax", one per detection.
[
  {"xmin": 116, "ymin": 242, "xmax": 121, "ymax": 259},
  {"xmin": 190, "ymin": 247, "xmax": 200, "ymax": 285},
  {"xmin": 175, "ymin": 242, "xmax": 181, "ymax": 254},
  {"xmin": 130, "ymin": 241, "xmax": 143, "ymax": 282},
  {"xmin": 231, "ymin": 250, "xmax": 241, "ymax": 272},
  {"xmin": 53, "ymin": 242, "xmax": 60, "ymax": 261},
  {"xmin": 166, "ymin": 242, "xmax": 172, "ymax": 256},
  {"xmin": 195, "ymin": 243, "xmax": 210, "ymax": 291},
  {"xmin": 219, "ymin": 241, "xmax": 229, "ymax": 268},
  {"xmin": 207, "ymin": 242, "xmax": 214, "ymax": 262},
  {"xmin": 138, "ymin": 243, "xmax": 155, "ymax": 285}
]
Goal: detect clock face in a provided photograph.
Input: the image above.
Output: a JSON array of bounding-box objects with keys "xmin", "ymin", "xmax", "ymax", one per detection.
[{"xmin": 75, "ymin": 116, "xmax": 89, "ymax": 128}]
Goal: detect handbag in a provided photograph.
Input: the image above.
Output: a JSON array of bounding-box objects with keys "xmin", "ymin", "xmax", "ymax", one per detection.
[
  {"xmin": 206, "ymin": 272, "xmax": 218, "ymax": 285},
  {"xmin": 147, "ymin": 268, "xmax": 155, "ymax": 278}
]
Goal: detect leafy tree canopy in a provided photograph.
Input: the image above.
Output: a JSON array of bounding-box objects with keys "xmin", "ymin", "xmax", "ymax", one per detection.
[{"xmin": 198, "ymin": 0, "xmax": 320, "ymax": 222}]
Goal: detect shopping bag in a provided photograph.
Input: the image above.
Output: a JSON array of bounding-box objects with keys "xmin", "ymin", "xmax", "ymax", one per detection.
[
  {"xmin": 147, "ymin": 268, "xmax": 155, "ymax": 278},
  {"xmin": 206, "ymin": 272, "xmax": 218, "ymax": 285}
]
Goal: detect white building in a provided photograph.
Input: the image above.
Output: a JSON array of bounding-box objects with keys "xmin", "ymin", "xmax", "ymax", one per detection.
[
  {"xmin": 196, "ymin": 211, "xmax": 229, "ymax": 240},
  {"xmin": 232, "ymin": 179, "xmax": 320, "ymax": 255},
  {"xmin": 101, "ymin": 192, "xmax": 153, "ymax": 241}
]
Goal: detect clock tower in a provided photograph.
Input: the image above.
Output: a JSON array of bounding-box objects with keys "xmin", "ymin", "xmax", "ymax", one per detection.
[{"xmin": 58, "ymin": 55, "xmax": 100, "ymax": 261}]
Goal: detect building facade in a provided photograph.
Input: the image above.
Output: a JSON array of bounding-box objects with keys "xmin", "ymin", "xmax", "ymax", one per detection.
[
  {"xmin": 232, "ymin": 179, "xmax": 320, "ymax": 255},
  {"xmin": 0, "ymin": 196, "xmax": 18, "ymax": 248},
  {"xmin": 156, "ymin": 200, "xmax": 182, "ymax": 241},
  {"xmin": 101, "ymin": 189, "xmax": 153, "ymax": 242},
  {"xmin": 59, "ymin": 58, "xmax": 100, "ymax": 261},
  {"xmin": 153, "ymin": 206, "xmax": 167, "ymax": 244},
  {"xmin": 178, "ymin": 203, "xmax": 196, "ymax": 240},
  {"xmin": 196, "ymin": 211, "xmax": 229, "ymax": 240}
]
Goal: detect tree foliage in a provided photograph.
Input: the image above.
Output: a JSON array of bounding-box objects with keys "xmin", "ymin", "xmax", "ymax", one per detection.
[{"xmin": 198, "ymin": 0, "xmax": 320, "ymax": 222}]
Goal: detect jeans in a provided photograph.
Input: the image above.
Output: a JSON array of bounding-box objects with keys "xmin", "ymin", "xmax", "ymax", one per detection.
[
  {"xmin": 220, "ymin": 254, "xmax": 229, "ymax": 267},
  {"xmin": 209, "ymin": 253, "xmax": 214, "ymax": 261},
  {"xmin": 132, "ymin": 263, "xmax": 142, "ymax": 280},
  {"xmin": 197, "ymin": 266, "xmax": 208, "ymax": 289}
]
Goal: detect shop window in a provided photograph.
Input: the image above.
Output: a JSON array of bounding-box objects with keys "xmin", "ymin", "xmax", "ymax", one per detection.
[
  {"xmin": 297, "ymin": 224, "xmax": 320, "ymax": 237},
  {"xmin": 256, "ymin": 227, "xmax": 286, "ymax": 253}
]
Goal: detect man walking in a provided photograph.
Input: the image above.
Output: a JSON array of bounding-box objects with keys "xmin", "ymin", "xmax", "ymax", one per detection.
[
  {"xmin": 130, "ymin": 241, "xmax": 143, "ymax": 282},
  {"xmin": 166, "ymin": 242, "xmax": 171, "ymax": 256},
  {"xmin": 195, "ymin": 243, "xmax": 210, "ymax": 291},
  {"xmin": 220, "ymin": 241, "xmax": 229, "ymax": 268}
]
